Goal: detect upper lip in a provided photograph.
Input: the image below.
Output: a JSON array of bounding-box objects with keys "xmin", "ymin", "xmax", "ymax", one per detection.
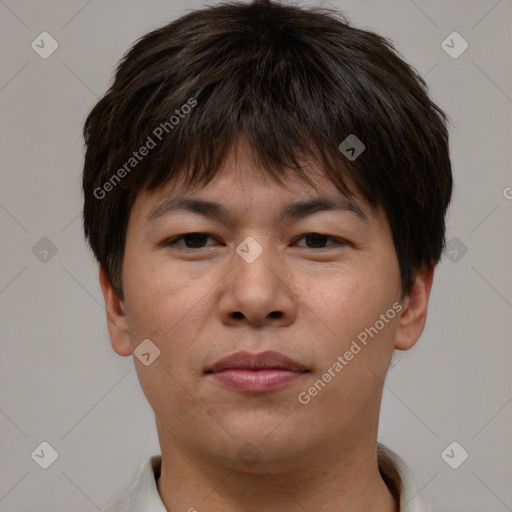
[{"xmin": 206, "ymin": 351, "xmax": 308, "ymax": 373}]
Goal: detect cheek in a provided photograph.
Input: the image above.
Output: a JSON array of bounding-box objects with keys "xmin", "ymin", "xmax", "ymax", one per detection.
[
  {"xmin": 121, "ymin": 258, "xmax": 215, "ymax": 416},
  {"xmin": 122, "ymin": 254, "xmax": 188, "ymax": 342},
  {"xmin": 294, "ymin": 265, "xmax": 400, "ymax": 369},
  {"xmin": 122, "ymin": 255, "xmax": 221, "ymax": 365}
]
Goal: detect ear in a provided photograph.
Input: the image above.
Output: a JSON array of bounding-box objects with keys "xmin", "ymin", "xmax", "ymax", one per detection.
[
  {"xmin": 98, "ymin": 265, "xmax": 132, "ymax": 356},
  {"xmin": 394, "ymin": 266, "xmax": 434, "ymax": 351}
]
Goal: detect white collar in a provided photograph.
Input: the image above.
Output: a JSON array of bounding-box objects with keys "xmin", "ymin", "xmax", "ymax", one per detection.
[{"xmin": 378, "ymin": 443, "xmax": 433, "ymax": 512}]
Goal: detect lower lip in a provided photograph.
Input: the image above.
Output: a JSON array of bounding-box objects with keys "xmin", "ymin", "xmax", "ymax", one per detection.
[{"xmin": 210, "ymin": 369, "xmax": 306, "ymax": 392}]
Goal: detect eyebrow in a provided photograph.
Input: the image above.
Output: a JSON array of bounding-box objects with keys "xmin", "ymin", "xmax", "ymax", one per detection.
[{"xmin": 147, "ymin": 194, "xmax": 369, "ymax": 225}]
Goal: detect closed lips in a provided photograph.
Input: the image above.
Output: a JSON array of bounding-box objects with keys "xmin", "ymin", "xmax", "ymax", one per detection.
[{"xmin": 206, "ymin": 351, "xmax": 308, "ymax": 373}]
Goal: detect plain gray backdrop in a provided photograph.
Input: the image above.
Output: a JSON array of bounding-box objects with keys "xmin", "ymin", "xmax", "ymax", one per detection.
[{"xmin": 0, "ymin": 0, "xmax": 511, "ymax": 510}]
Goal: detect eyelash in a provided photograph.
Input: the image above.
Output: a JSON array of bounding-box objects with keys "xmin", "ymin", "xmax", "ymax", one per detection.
[{"xmin": 163, "ymin": 232, "xmax": 349, "ymax": 250}]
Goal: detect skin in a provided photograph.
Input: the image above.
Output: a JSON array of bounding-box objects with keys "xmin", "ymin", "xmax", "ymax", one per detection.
[{"xmin": 99, "ymin": 137, "xmax": 434, "ymax": 512}]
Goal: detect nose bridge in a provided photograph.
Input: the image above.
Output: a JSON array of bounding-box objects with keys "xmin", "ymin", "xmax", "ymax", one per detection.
[
  {"xmin": 232, "ymin": 234, "xmax": 279, "ymax": 288},
  {"xmin": 236, "ymin": 234, "xmax": 269, "ymax": 265}
]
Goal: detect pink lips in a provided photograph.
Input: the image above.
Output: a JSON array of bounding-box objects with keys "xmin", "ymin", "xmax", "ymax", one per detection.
[{"xmin": 206, "ymin": 351, "xmax": 308, "ymax": 393}]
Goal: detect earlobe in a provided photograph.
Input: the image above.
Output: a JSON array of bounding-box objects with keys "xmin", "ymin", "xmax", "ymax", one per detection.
[
  {"xmin": 394, "ymin": 266, "xmax": 434, "ymax": 351},
  {"xmin": 98, "ymin": 265, "xmax": 133, "ymax": 356}
]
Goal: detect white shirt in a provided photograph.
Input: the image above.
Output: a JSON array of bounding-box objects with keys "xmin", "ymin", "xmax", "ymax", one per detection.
[{"xmin": 103, "ymin": 443, "xmax": 432, "ymax": 512}]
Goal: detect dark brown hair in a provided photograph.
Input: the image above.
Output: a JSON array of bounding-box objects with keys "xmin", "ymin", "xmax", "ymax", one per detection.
[{"xmin": 82, "ymin": 0, "xmax": 453, "ymax": 300}]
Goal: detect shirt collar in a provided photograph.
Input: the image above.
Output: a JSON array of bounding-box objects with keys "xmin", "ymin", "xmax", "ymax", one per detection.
[
  {"xmin": 378, "ymin": 443, "xmax": 433, "ymax": 512},
  {"xmin": 125, "ymin": 455, "xmax": 167, "ymax": 512}
]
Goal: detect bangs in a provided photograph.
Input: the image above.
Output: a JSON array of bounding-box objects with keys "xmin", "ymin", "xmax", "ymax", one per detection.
[{"xmin": 114, "ymin": 99, "xmax": 365, "ymax": 206}]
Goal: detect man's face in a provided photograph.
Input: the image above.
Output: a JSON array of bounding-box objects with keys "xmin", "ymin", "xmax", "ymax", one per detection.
[{"xmin": 110, "ymin": 140, "xmax": 406, "ymax": 469}]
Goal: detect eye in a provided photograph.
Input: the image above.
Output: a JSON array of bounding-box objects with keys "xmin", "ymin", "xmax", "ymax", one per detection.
[
  {"xmin": 164, "ymin": 233, "xmax": 217, "ymax": 249},
  {"xmin": 294, "ymin": 233, "xmax": 347, "ymax": 249}
]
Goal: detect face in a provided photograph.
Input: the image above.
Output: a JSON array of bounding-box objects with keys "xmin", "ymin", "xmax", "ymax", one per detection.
[{"xmin": 100, "ymin": 138, "xmax": 432, "ymax": 471}]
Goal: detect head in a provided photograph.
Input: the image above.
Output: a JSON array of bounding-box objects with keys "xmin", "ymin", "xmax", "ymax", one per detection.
[{"xmin": 83, "ymin": 0, "xmax": 452, "ymax": 468}]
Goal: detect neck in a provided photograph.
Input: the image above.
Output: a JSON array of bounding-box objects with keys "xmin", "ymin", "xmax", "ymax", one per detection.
[{"xmin": 155, "ymin": 424, "xmax": 398, "ymax": 512}]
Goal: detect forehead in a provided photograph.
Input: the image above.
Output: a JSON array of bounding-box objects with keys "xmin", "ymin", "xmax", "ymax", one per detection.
[
  {"xmin": 163, "ymin": 139, "xmax": 336, "ymax": 194},
  {"xmin": 130, "ymin": 137, "xmax": 375, "ymax": 226}
]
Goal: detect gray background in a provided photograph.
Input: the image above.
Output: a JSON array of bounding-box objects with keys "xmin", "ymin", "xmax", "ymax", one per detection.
[{"xmin": 0, "ymin": 0, "xmax": 511, "ymax": 510}]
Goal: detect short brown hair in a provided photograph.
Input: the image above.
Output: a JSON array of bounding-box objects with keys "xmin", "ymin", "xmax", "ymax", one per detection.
[{"xmin": 82, "ymin": 0, "xmax": 453, "ymax": 300}]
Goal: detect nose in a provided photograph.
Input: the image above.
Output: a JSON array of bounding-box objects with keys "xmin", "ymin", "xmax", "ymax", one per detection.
[{"xmin": 217, "ymin": 238, "xmax": 298, "ymax": 328}]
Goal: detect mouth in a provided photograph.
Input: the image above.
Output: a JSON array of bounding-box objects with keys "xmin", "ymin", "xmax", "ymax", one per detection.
[{"xmin": 205, "ymin": 350, "xmax": 309, "ymax": 393}]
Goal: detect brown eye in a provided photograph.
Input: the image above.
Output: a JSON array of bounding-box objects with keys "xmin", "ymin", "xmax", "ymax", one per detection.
[
  {"xmin": 165, "ymin": 233, "xmax": 216, "ymax": 249},
  {"xmin": 295, "ymin": 233, "xmax": 346, "ymax": 249}
]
